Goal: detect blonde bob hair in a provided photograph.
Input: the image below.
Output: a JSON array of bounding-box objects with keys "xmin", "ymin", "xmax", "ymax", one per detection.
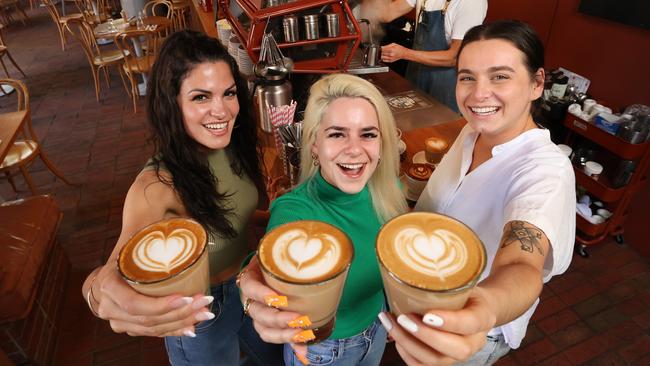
[{"xmin": 299, "ymin": 73, "xmax": 407, "ymax": 223}]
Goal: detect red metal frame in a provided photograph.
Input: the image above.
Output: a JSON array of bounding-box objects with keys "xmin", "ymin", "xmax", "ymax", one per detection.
[
  {"xmin": 219, "ymin": 0, "xmax": 361, "ymax": 73},
  {"xmin": 564, "ymin": 114, "xmax": 650, "ymax": 248}
]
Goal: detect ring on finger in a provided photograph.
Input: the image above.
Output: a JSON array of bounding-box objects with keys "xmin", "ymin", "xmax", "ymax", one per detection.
[{"xmin": 243, "ymin": 298, "xmax": 254, "ymax": 316}]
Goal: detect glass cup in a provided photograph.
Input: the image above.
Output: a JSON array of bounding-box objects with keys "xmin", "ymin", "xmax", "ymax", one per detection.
[
  {"xmin": 118, "ymin": 218, "xmax": 209, "ymax": 297},
  {"xmin": 376, "ymin": 212, "xmax": 486, "ymax": 315},
  {"xmin": 258, "ymin": 220, "xmax": 354, "ymax": 343}
]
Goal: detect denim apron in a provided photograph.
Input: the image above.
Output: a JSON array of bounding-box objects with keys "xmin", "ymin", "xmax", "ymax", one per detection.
[{"xmin": 405, "ymin": 1, "xmax": 459, "ymax": 112}]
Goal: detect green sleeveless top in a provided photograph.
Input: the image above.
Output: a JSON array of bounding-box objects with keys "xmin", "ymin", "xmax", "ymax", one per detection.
[{"xmin": 143, "ymin": 148, "xmax": 258, "ymax": 275}]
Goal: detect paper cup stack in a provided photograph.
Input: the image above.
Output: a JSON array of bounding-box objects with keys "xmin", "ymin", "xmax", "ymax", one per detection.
[
  {"xmin": 216, "ymin": 19, "xmax": 232, "ymax": 46},
  {"xmin": 238, "ymin": 45, "xmax": 254, "ymax": 76}
]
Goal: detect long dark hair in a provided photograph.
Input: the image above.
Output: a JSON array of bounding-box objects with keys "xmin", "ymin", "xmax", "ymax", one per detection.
[
  {"xmin": 457, "ymin": 20, "xmax": 545, "ymax": 116},
  {"xmin": 146, "ymin": 30, "xmax": 264, "ymax": 238}
]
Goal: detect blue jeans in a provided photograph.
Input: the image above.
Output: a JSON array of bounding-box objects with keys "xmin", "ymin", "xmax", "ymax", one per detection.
[
  {"xmin": 165, "ymin": 278, "xmax": 283, "ymax": 366},
  {"xmin": 455, "ymin": 334, "xmax": 510, "ymax": 366},
  {"xmin": 283, "ymin": 317, "xmax": 387, "ymax": 366}
]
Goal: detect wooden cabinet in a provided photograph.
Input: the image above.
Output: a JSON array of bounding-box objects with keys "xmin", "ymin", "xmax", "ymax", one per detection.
[{"xmin": 563, "ymin": 114, "xmax": 650, "ymax": 257}]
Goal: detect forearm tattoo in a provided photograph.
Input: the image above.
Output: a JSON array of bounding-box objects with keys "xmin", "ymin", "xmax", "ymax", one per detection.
[{"xmin": 502, "ymin": 221, "xmax": 544, "ymax": 255}]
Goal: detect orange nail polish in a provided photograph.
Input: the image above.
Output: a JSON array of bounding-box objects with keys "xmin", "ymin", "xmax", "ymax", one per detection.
[
  {"xmin": 264, "ymin": 295, "xmax": 288, "ymax": 308},
  {"xmin": 288, "ymin": 315, "xmax": 312, "ymax": 328},
  {"xmin": 296, "ymin": 352, "xmax": 310, "ymax": 365},
  {"xmin": 292, "ymin": 329, "xmax": 315, "ymax": 343}
]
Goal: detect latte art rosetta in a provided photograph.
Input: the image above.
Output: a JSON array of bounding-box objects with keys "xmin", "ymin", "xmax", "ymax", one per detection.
[
  {"xmin": 272, "ymin": 229, "xmax": 341, "ymax": 280},
  {"xmin": 394, "ymin": 228, "xmax": 467, "ymax": 280},
  {"xmin": 133, "ymin": 229, "xmax": 198, "ymax": 273}
]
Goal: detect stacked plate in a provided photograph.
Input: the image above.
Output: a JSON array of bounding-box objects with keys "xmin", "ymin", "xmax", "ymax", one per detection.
[
  {"xmin": 237, "ymin": 45, "xmax": 254, "ymax": 76},
  {"xmin": 216, "ymin": 19, "xmax": 232, "ymax": 46}
]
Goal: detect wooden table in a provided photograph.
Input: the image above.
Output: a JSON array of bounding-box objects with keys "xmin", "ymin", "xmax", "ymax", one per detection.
[
  {"xmin": 0, "ymin": 110, "xmax": 28, "ymax": 164},
  {"xmin": 93, "ymin": 16, "xmax": 173, "ymax": 38}
]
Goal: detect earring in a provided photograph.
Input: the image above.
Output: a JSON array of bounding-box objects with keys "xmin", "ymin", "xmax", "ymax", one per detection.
[
  {"xmin": 311, "ymin": 153, "xmax": 319, "ymax": 166},
  {"xmin": 377, "ymin": 156, "xmax": 381, "ymax": 165}
]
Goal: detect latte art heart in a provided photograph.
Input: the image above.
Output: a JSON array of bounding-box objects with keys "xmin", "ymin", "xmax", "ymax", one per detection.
[
  {"xmin": 133, "ymin": 229, "xmax": 198, "ymax": 273},
  {"xmin": 272, "ymin": 229, "xmax": 341, "ymax": 280},
  {"xmin": 394, "ymin": 228, "xmax": 467, "ymax": 280}
]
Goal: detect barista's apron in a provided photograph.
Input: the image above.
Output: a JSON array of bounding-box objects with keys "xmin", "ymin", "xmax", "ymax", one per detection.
[{"xmin": 405, "ymin": 0, "xmax": 459, "ymax": 112}]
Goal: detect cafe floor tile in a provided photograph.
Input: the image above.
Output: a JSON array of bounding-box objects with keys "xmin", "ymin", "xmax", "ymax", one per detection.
[{"xmin": 1, "ymin": 7, "xmax": 649, "ymax": 366}]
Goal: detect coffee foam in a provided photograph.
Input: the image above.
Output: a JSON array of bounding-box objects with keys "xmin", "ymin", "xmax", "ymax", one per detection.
[
  {"xmin": 407, "ymin": 163, "xmax": 433, "ymax": 181},
  {"xmin": 425, "ymin": 137, "xmax": 448, "ymax": 152},
  {"xmin": 377, "ymin": 212, "xmax": 485, "ymax": 291},
  {"xmin": 119, "ymin": 218, "xmax": 207, "ymax": 283},
  {"xmin": 259, "ymin": 221, "xmax": 353, "ymax": 283}
]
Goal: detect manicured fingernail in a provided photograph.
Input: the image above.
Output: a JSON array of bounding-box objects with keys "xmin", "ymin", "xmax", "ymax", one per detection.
[
  {"xmin": 292, "ymin": 329, "xmax": 315, "ymax": 343},
  {"xmin": 192, "ymin": 296, "xmax": 214, "ymax": 310},
  {"xmin": 170, "ymin": 297, "xmax": 193, "ymax": 308},
  {"xmin": 264, "ymin": 295, "xmax": 288, "ymax": 308},
  {"xmin": 296, "ymin": 351, "xmax": 310, "ymax": 365},
  {"xmin": 195, "ymin": 311, "xmax": 215, "ymax": 321},
  {"xmin": 288, "ymin": 315, "xmax": 312, "ymax": 328},
  {"xmin": 423, "ymin": 313, "xmax": 444, "ymax": 327},
  {"xmin": 183, "ymin": 330, "xmax": 196, "ymax": 338},
  {"xmin": 397, "ymin": 314, "xmax": 418, "ymax": 333},
  {"xmin": 378, "ymin": 312, "xmax": 393, "ymax": 332}
]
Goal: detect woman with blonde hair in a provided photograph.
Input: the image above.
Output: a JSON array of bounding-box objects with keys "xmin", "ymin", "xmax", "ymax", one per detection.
[{"xmin": 238, "ymin": 73, "xmax": 407, "ymax": 365}]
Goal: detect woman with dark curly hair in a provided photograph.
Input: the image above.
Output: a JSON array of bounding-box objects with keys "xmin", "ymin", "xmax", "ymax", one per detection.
[{"xmin": 81, "ymin": 31, "xmax": 282, "ymax": 365}]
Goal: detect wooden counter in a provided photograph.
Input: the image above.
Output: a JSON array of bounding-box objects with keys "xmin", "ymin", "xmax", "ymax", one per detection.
[{"xmin": 188, "ymin": 0, "xmax": 218, "ymax": 38}]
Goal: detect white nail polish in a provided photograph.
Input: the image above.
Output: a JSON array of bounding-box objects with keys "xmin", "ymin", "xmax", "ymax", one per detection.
[
  {"xmin": 378, "ymin": 312, "xmax": 393, "ymax": 332},
  {"xmin": 397, "ymin": 314, "xmax": 418, "ymax": 333},
  {"xmin": 195, "ymin": 311, "xmax": 215, "ymax": 321},
  {"xmin": 423, "ymin": 313, "xmax": 444, "ymax": 327},
  {"xmin": 183, "ymin": 330, "xmax": 196, "ymax": 338},
  {"xmin": 192, "ymin": 296, "xmax": 214, "ymax": 310}
]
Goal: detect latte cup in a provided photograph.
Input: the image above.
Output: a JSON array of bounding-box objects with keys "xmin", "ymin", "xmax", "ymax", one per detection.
[
  {"xmin": 118, "ymin": 217, "xmax": 209, "ymax": 297},
  {"xmin": 376, "ymin": 212, "xmax": 486, "ymax": 315},
  {"xmin": 405, "ymin": 163, "xmax": 433, "ymax": 201},
  {"xmin": 424, "ymin": 136, "xmax": 449, "ymax": 165},
  {"xmin": 258, "ymin": 220, "xmax": 354, "ymax": 343}
]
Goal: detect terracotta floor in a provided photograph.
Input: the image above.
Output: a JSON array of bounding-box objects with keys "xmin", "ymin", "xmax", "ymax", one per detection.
[{"xmin": 2, "ymin": 8, "xmax": 649, "ymax": 366}]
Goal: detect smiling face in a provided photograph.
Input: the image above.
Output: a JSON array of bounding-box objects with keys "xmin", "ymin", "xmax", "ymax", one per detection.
[
  {"xmin": 311, "ymin": 97, "xmax": 381, "ymax": 194},
  {"xmin": 177, "ymin": 61, "xmax": 239, "ymax": 150},
  {"xmin": 456, "ymin": 39, "xmax": 544, "ymax": 145}
]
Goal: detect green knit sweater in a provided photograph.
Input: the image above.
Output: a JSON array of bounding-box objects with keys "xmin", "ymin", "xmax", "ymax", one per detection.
[{"xmin": 267, "ymin": 171, "xmax": 384, "ymax": 339}]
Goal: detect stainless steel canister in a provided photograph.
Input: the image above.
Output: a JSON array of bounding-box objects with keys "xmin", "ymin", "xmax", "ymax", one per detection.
[
  {"xmin": 304, "ymin": 14, "xmax": 320, "ymax": 40},
  {"xmin": 283, "ymin": 15, "xmax": 299, "ymax": 43},
  {"xmin": 325, "ymin": 13, "xmax": 339, "ymax": 37},
  {"xmin": 266, "ymin": 0, "xmax": 280, "ymax": 7}
]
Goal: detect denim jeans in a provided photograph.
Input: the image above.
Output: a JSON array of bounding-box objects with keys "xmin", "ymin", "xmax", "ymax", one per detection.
[
  {"xmin": 454, "ymin": 334, "xmax": 510, "ymax": 366},
  {"xmin": 283, "ymin": 316, "xmax": 387, "ymax": 366},
  {"xmin": 165, "ymin": 278, "xmax": 283, "ymax": 366}
]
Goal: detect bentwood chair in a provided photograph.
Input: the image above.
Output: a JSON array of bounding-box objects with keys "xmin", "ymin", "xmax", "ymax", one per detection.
[
  {"xmin": 114, "ymin": 29, "xmax": 158, "ymax": 112},
  {"xmin": 65, "ymin": 18, "xmax": 129, "ymax": 101},
  {"xmin": 170, "ymin": 0, "xmax": 189, "ymax": 32},
  {"xmin": 143, "ymin": 0, "xmax": 173, "ymax": 38},
  {"xmin": 0, "ymin": 24, "xmax": 25, "ymax": 78},
  {"xmin": 0, "ymin": 0, "xmax": 28, "ymax": 26},
  {"xmin": 0, "ymin": 79, "xmax": 73, "ymax": 195},
  {"xmin": 42, "ymin": 0, "xmax": 84, "ymax": 51}
]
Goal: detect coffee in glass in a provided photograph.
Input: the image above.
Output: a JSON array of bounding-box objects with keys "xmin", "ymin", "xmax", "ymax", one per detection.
[
  {"xmin": 258, "ymin": 220, "xmax": 354, "ymax": 343},
  {"xmin": 376, "ymin": 212, "xmax": 486, "ymax": 315},
  {"xmin": 118, "ymin": 217, "xmax": 209, "ymax": 297}
]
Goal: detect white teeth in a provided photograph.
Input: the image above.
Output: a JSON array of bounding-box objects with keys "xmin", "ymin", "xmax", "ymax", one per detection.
[
  {"xmin": 204, "ymin": 122, "xmax": 227, "ymax": 130},
  {"xmin": 339, "ymin": 163, "xmax": 363, "ymax": 170},
  {"xmin": 470, "ymin": 106, "xmax": 499, "ymax": 114}
]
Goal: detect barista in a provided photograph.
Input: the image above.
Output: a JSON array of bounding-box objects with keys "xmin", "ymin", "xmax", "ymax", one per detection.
[{"xmin": 376, "ymin": 0, "xmax": 487, "ymax": 112}]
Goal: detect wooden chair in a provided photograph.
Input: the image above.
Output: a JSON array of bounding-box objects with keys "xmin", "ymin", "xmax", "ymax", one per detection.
[
  {"xmin": 114, "ymin": 29, "xmax": 158, "ymax": 112},
  {"xmin": 143, "ymin": 0, "xmax": 173, "ymax": 39},
  {"xmin": 0, "ymin": 23, "xmax": 25, "ymax": 78},
  {"xmin": 0, "ymin": 79, "xmax": 73, "ymax": 195},
  {"xmin": 0, "ymin": 0, "xmax": 28, "ymax": 26},
  {"xmin": 41, "ymin": 0, "xmax": 83, "ymax": 51},
  {"xmin": 65, "ymin": 18, "xmax": 128, "ymax": 101},
  {"xmin": 170, "ymin": 0, "xmax": 189, "ymax": 31}
]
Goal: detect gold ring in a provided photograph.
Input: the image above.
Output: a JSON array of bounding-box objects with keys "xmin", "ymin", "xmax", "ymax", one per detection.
[
  {"xmin": 243, "ymin": 298, "xmax": 254, "ymax": 316},
  {"xmin": 235, "ymin": 269, "xmax": 248, "ymax": 288}
]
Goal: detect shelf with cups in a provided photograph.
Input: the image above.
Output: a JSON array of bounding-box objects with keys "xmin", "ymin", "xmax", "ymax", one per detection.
[
  {"xmin": 219, "ymin": 0, "xmax": 361, "ymax": 73},
  {"xmin": 563, "ymin": 114, "xmax": 649, "ymax": 160},
  {"xmin": 563, "ymin": 113, "xmax": 650, "ymax": 257}
]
